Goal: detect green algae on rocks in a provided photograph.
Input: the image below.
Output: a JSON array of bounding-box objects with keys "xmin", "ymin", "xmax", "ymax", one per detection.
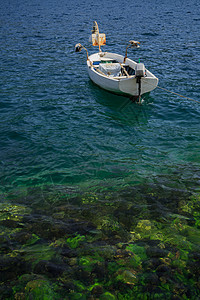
[{"xmin": 0, "ymin": 184, "xmax": 200, "ymax": 299}]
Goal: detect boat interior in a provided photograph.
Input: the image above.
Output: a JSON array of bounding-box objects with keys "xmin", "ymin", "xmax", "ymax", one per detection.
[{"xmin": 92, "ymin": 59, "xmax": 136, "ymax": 78}]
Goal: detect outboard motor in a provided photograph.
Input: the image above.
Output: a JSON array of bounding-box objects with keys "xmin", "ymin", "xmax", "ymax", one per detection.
[
  {"xmin": 135, "ymin": 63, "xmax": 146, "ymax": 102},
  {"xmin": 135, "ymin": 63, "xmax": 145, "ymax": 78}
]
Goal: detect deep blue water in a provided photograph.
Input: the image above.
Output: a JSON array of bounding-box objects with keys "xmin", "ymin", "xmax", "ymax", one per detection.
[{"xmin": 0, "ymin": 0, "xmax": 200, "ymax": 191}]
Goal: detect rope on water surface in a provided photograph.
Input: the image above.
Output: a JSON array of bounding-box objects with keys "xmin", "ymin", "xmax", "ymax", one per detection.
[
  {"xmin": 156, "ymin": 85, "xmax": 200, "ymax": 104},
  {"xmin": 143, "ymin": 78, "xmax": 200, "ymax": 104}
]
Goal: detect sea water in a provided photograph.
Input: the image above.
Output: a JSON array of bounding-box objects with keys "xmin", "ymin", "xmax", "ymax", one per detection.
[{"xmin": 0, "ymin": 0, "xmax": 200, "ymax": 298}]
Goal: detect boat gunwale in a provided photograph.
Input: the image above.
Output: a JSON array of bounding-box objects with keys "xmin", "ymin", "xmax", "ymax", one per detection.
[{"xmin": 87, "ymin": 52, "xmax": 158, "ymax": 81}]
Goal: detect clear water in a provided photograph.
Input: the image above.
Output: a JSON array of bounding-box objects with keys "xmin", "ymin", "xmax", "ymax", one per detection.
[{"xmin": 1, "ymin": 0, "xmax": 200, "ymax": 298}]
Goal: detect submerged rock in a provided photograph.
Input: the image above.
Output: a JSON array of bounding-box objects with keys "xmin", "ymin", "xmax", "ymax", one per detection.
[
  {"xmin": 0, "ymin": 219, "xmax": 24, "ymax": 228},
  {"xmin": 1, "ymin": 185, "xmax": 200, "ymax": 298},
  {"xmin": 146, "ymin": 247, "xmax": 168, "ymax": 258},
  {"xmin": 73, "ymin": 265, "xmax": 93, "ymax": 283},
  {"xmin": 156, "ymin": 264, "xmax": 171, "ymax": 273},
  {"xmin": 0, "ymin": 285, "xmax": 13, "ymax": 299},
  {"xmin": 25, "ymin": 279, "xmax": 57, "ymax": 299},
  {"xmin": 0, "ymin": 255, "xmax": 28, "ymax": 281},
  {"xmin": 100, "ymin": 292, "xmax": 116, "ymax": 300},
  {"xmin": 144, "ymin": 272, "xmax": 159, "ymax": 285},
  {"xmin": 97, "ymin": 245, "xmax": 117, "ymax": 260},
  {"xmin": 115, "ymin": 269, "xmax": 138, "ymax": 285},
  {"xmin": 92, "ymin": 262, "xmax": 107, "ymax": 280},
  {"xmin": 91, "ymin": 284, "xmax": 104, "ymax": 297},
  {"xmin": 136, "ymin": 220, "xmax": 152, "ymax": 231},
  {"xmin": 61, "ymin": 245, "xmax": 78, "ymax": 258},
  {"xmin": 0, "ymin": 235, "xmax": 12, "ymax": 254},
  {"xmin": 142, "ymin": 258, "xmax": 161, "ymax": 270},
  {"xmin": 10, "ymin": 231, "xmax": 32, "ymax": 244},
  {"xmin": 34, "ymin": 260, "xmax": 66, "ymax": 277}
]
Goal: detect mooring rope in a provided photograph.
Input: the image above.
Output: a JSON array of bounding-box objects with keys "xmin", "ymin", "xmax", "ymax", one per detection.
[
  {"xmin": 142, "ymin": 78, "xmax": 200, "ymax": 104},
  {"xmin": 156, "ymin": 85, "xmax": 200, "ymax": 104}
]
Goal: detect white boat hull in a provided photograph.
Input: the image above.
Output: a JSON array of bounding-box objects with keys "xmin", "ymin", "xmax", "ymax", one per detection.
[{"xmin": 87, "ymin": 52, "xmax": 158, "ymax": 97}]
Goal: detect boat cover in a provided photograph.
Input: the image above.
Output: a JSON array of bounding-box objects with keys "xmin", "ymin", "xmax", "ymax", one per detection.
[{"xmin": 99, "ymin": 63, "xmax": 121, "ymax": 77}]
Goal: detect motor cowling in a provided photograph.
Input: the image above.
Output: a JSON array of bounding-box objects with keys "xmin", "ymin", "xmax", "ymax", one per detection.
[{"xmin": 135, "ymin": 63, "xmax": 145, "ymax": 77}]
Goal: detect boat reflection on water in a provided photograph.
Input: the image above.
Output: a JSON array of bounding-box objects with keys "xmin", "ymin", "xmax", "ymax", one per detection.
[{"xmin": 88, "ymin": 80, "xmax": 153, "ymax": 128}]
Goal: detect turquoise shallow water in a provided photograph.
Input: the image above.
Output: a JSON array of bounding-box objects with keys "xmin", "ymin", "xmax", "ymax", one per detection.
[
  {"xmin": 1, "ymin": 2, "xmax": 200, "ymax": 298},
  {"xmin": 1, "ymin": 0, "xmax": 200, "ymax": 191}
]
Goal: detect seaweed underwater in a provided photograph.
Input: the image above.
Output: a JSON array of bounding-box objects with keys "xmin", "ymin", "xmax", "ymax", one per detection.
[{"xmin": 1, "ymin": 177, "xmax": 200, "ymax": 300}]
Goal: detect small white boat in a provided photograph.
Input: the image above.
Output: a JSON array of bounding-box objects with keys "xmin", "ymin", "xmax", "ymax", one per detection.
[{"xmin": 75, "ymin": 22, "xmax": 158, "ymax": 102}]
